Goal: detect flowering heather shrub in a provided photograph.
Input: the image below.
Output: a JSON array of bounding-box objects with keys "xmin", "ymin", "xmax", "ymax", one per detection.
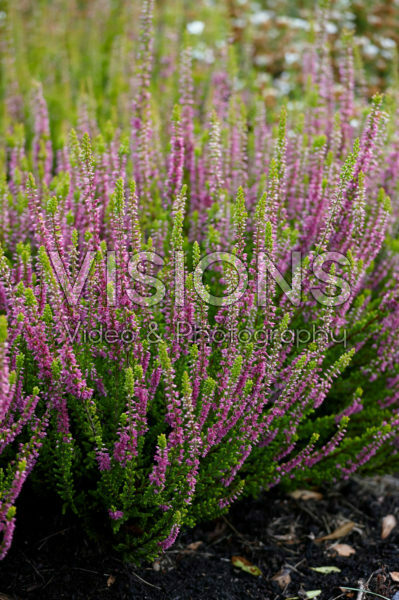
[{"xmin": 1, "ymin": 1, "xmax": 399, "ymax": 561}]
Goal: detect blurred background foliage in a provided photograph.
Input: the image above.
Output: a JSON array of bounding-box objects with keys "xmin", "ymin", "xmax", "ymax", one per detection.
[{"xmin": 0, "ymin": 0, "xmax": 398, "ymax": 144}]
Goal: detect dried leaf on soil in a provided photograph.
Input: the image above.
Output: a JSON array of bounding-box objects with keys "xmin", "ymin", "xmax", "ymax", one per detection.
[
  {"xmin": 390, "ymin": 572, "xmax": 399, "ymax": 583},
  {"xmin": 185, "ymin": 541, "xmax": 203, "ymax": 552},
  {"xmin": 231, "ymin": 555, "xmax": 262, "ymax": 577},
  {"xmin": 310, "ymin": 566, "xmax": 341, "ymax": 574},
  {"xmin": 315, "ymin": 521, "xmax": 355, "ymax": 543},
  {"xmin": 329, "ymin": 543, "xmax": 356, "ymax": 557},
  {"xmin": 305, "ymin": 590, "xmax": 322, "ymax": 598},
  {"xmin": 106, "ymin": 575, "xmax": 116, "ymax": 587},
  {"xmin": 272, "ymin": 568, "xmax": 291, "ymax": 588},
  {"xmin": 381, "ymin": 515, "xmax": 397, "ymax": 539},
  {"xmin": 290, "ymin": 490, "xmax": 323, "ymax": 501}
]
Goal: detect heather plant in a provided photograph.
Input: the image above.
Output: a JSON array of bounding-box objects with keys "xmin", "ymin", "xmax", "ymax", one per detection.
[{"xmin": 1, "ymin": 1, "xmax": 399, "ymax": 562}]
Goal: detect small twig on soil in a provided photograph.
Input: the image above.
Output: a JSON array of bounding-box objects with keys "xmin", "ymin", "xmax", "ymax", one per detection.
[
  {"xmin": 37, "ymin": 528, "xmax": 69, "ymax": 550},
  {"xmin": 284, "ymin": 562, "xmax": 306, "ymax": 576},
  {"xmin": 340, "ymin": 498, "xmax": 369, "ymax": 520},
  {"xmin": 279, "ymin": 546, "xmax": 298, "ymax": 555},
  {"xmin": 341, "ymin": 587, "xmax": 391, "ymax": 600},
  {"xmin": 222, "ymin": 515, "xmax": 245, "ymax": 538},
  {"xmin": 294, "ymin": 558, "xmax": 306, "ymax": 569},
  {"xmin": 297, "ymin": 503, "xmax": 324, "ymax": 525},
  {"xmin": 72, "ymin": 567, "xmax": 102, "ymax": 575},
  {"xmin": 130, "ymin": 570, "xmax": 161, "ymax": 590},
  {"xmin": 329, "ymin": 593, "xmax": 348, "ymax": 600},
  {"xmin": 40, "ymin": 575, "xmax": 56, "ymax": 592},
  {"xmin": 23, "ymin": 554, "xmax": 45, "ymax": 583},
  {"xmin": 208, "ymin": 534, "xmax": 230, "ymax": 547},
  {"xmin": 356, "ymin": 579, "xmax": 367, "ymax": 600},
  {"xmin": 366, "ymin": 569, "xmax": 382, "ymax": 588}
]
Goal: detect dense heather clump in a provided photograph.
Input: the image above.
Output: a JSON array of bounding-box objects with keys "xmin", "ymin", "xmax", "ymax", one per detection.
[{"xmin": 1, "ymin": 2, "xmax": 399, "ymax": 561}]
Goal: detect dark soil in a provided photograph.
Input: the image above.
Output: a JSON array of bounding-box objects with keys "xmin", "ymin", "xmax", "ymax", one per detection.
[{"xmin": 0, "ymin": 477, "xmax": 398, "ymax": 600}]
